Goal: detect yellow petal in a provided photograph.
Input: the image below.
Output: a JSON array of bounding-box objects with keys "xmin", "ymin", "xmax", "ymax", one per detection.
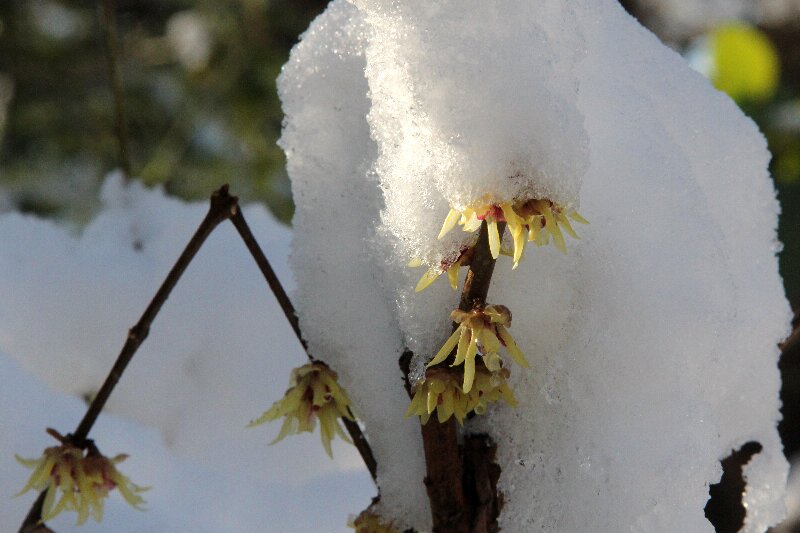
[
  {"xmin": 269, "ymin": 417, "xmax": 295, "ymax": 445},
  {"xmin": 463, "ymin": 354, "xmax": 476, "ymax": 393},
  {"xmin": 497, "ymin": 326, "xmax": 529, "ymax": 368},
  {"xmin": 462, "ymin": 212, "xmax": 482, "ymax": 232},
  {"xmin": 527, "ymin": 219, "xmax": 541, "ymax": 242},
  {"xmin": 488, "ymin": 220, "xmax": 501, "ymax": 259},
  {"xmin": 544, "ymin": 208, "xmax": 566, "ymax": 253},
  {"xmin": 438, "ymin": 209, "xmax": 461, "ymax": 239},
  {"xmin": 406, "ymin": 389, "xmax": 424, "ymax": 418},
  {"xmin": 557, "ymin": 212, "xmax": 579, "ymax": 239},
  {"xmin": 428, "ymin": 328, "xmax": 460, "ymax": 367},
  {"xmin": 569, "ymin": 210, "xmax": 589, "ymax": 224},
  {"xmin": 440, "ymin": 391, "xmax": 455, "ymax": 423},
  {"xmin": 407, "ymin": 257, "xmax": 423, "ymax": 268},
  {"xmin": 453, "ymin": 326, "xmax": 470, "ymax": 366},
  {"xmin": 512, "ymin": 228, "xmax": 526, "ymax": 268},
  {"xmin": 446, "ymin": 261, "xmax": 461, "ymax": 290},
  {"xmin": 426, "ymin": 387, "xmax": 438, "ymax": 415},
  {"xmin": 415, "ymin": 268, "xmax": 441, "ymax": 292}
]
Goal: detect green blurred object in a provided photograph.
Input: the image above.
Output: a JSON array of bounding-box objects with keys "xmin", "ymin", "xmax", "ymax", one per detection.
[
  {"xmin": 709, "ymin": 22, "xmax": 780, "ymax": 104},
  {"xmin": 0, "ymin": 0, "xmax": 328, "ymax": 223}
]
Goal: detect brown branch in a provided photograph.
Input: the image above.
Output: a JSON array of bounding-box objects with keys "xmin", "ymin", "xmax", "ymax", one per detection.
[
  {"xmin": 19, "ymin": 186, "xmax": 379, "ymax": 531},
  {"xmin": 19, "ymin": 186, "xmax": 239, "ymax": 532},
  {"xmin": 99, "ymin": 0, "xmax": 132, "ymax": 178},
  {"xmin": 229, "ymin": 210, "xmax": 307, "ymax": 352},
  {"xmin": 418, "ymin": 220, "xmax": 505, "ymax": 533},
  {"xmin": 228, "ymin": 207, "xmax": 378, "ymax": 482}
]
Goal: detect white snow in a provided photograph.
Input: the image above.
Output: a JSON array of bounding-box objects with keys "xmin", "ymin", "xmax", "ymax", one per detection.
[
  {"xmin": 281, "ymin": 0, "xmax": 792, "ymax": 531},
  {"xmin": 0, "ymin": 174, "xmax": 375, "ymax": 531}
]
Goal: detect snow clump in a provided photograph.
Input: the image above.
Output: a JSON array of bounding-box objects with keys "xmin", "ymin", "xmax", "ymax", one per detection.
[{"xmin": 281, "ymin": 0, "xmax": 791, "ymax": 531}]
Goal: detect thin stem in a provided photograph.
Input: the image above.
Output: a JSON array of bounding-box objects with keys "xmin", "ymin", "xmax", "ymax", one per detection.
[
  {"xmin": 229, "ymin": 210, "xmax": 308, "ymax": 352},
  {"xmin": 73, "ymin": 188, "xmax": 238, "ymax": 442},
  {"xmin": 228, "ymin": 207, "xmax": 378, "ymax": 482},
  {"xmin": 100, "ymin": 0, "xmax": 132, "ymax": 178},
  {"xmin": 18, "ymin": 187, "xmax": 238, "ymax": 531}
]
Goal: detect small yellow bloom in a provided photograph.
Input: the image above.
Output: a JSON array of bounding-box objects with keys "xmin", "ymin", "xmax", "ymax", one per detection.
[
  {"xmin": 406, "ymin": 366, "xmax": 517, "ymax": 425},
  {"xmin": 16, "ymin": 429, "xmax": 147, "ymax": 525},
  {"xmin": 427, "ymin": 304, "xmax": 528, "ymax": 393},
  {"xmin": 438, "ymin": 198, "xmax": 588, "ymax": 267},
  {"xmin": 249, "ymin": 362, "xmax": 355, "ymax": 457},
  {"xmin": 515, "ymin": 198, "xmax": 587, "ymax": 257},
  {"xmin": 348, "ymin": 509, "xmax": 400, "ymax": 533},
  {"xmin": 410, "ymin": 246, "xmax": 474, "ymax": 292}
]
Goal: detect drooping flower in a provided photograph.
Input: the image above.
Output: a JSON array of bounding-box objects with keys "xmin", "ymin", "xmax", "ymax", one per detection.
[
  {"xmin": 410, "ymin": 245, "xmax": 474, "ymax": 292},
  {"xmin": 514, "ymin": 198, "xmax": 588, "ymax": 256},
  {"xmin": 438, "ymin": 198, "xmax": 588, "ymax": 267},
  {"xmin": 406, "ymin": 366, "xmax": 518, "ymax": 425},
  {"xmin": 15, "ymin": 429, "xmax": 147, "ymax": 525},
  {"xmin": 348, "ymin": 509, "xmax": 401, "ymax": 533},
  {"xmin": 427, "ymin": 304, "xmax": 528, "ymax": 393},
  {"xmin": 248, "ymin": 362, "xmax": 355, "ymax": 457}
]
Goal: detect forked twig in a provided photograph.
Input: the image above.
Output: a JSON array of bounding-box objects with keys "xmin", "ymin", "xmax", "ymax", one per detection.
[{"xmin": 19, "ymin": 186, "xmax": 377, "ymax": 531}]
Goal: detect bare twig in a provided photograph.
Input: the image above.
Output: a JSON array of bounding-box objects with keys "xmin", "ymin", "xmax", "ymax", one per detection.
[
  {"xmin": 19, "ymin": 187, "xmax": 238, "ymax": 532},
  {"xmin": 228, "ymin": 207, "xmax": 378, "ymax": 482},
  {"xmin": 99, "ymin": 0, "xmax": 132, "ymax": 178},
  {"xmin": 19, "ymin": 186, "xmax": 380, "ymax": 530},
  {"xmin": 229, "ymin": 210, "xmax": 307, "ymax": 352}
]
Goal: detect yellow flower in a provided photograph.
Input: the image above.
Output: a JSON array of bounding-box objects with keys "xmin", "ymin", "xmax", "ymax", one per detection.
[
  {"xmin": 406, "ymin": 366, "xmax": 517, "ymax": 425},
  {"xmin": 16, "ymin": 429, "xmax": 147, "ymax": 525},
  {"xmin": 348, "ymin": 509, "xmax": 401, "ymax": 533},
  {"xmin": 438, "ymin": 198, "xmax": 588, "ymax": 267},
  {"xmin": 426, "ymin": 304, "xmax": 528, "ymax": 393},
  {"xmin": 438, "ymin": 202, "xmax": 512, "ymax": 260},
  {"xmin": 406, "ymin": 367, "xmax": 471, "ymax": 424},
  {"xmin": 249, "ymin": 362, "xmax": 355, "ymax": 457},
  {"xmin": 410, "ymin": 246, "xmax": 474, "ymax": 292},
  {"xmin": 514, "ymin": 198, "xmax": 588, "ymax": 256}
]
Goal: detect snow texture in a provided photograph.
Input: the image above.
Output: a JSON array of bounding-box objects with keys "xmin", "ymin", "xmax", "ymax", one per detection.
[
  {"xmin": 281, "ymin": 0, "xmax": 791, "ymax": 531},
  {"xmin": 0, "ymin": 174, "xmax": 374, "ymax": 531}
]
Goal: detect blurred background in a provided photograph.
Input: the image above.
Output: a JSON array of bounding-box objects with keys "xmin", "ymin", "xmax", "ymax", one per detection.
[{"xmin": 0, "ymin": 1, "xmax": 799, "ymax": 531}]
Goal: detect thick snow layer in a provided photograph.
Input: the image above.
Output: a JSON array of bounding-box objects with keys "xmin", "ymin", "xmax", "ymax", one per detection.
[
  {"xmin": 0, "ymin": 175, "xmax": 374, "ymax": 530},
  {"xmin": 281, "ymin": 0, "xmax": 791, "ymax": 531},
  {"xmin": 278, "ymin": 2, "xmax": 431, "ymax": 526}
]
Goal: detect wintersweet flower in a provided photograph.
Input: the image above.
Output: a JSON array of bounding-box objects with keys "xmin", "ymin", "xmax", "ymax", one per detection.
[
  {"xmin": 427, "ymin": 304, "xmax": 528, "ymax": 393},
  {"xmin": 410, "ymin": 245, "xmax": 474, "ymax": 292},
  {"xmin": 438, "ymin": 198, "xmax": 587, "ymax": 267},
  {"xmin": 406, "ymin": 366, "xmax": 518, "ymax": 425},
  {"xmin": 515, "ymin": 198, "xmax": 587, "ymax": 256},
  {"xmin": 438, "ymin": 201, "xmax": 515, "ymax": 260},
  {"xmin": 248, "ymin": 362, "xmax": 355, "ymax": 457},
  {"xmin": 15, "ymin": 429, "xmax": 147, "ymax": 525},
  {"xmin": 348, "ymin": 509, "xmax": 401, "ymax": 533}
]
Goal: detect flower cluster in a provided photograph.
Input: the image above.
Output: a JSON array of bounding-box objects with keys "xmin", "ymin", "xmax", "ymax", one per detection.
[
  {"xmin": 410, "ymin": 196, "xmax": 583, "ymax": 423},
  {"xmin": 410, "ymin": 245, "xmax": 475, "ymax": 292},
  {"xmin": 439, "ymin": 197, "xmax": 588, "ymax": 268},
  {"xmin": 16, "ymin": 429, "xmax": 147, "ymax": 525},
  {"xmin": 249, "ymin": 362, "xmax": 354, "ymax": 457},
  {"xmin": 406, "ymin": 366, "xmax": 517, "ymax": 425},
  {"xmin": 348, "ymin": 509, "xmax": 401, "ymax": 533},
  {"xmin": 427, "ymin": 304, "xmax": 527, "ymax": 393}
]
